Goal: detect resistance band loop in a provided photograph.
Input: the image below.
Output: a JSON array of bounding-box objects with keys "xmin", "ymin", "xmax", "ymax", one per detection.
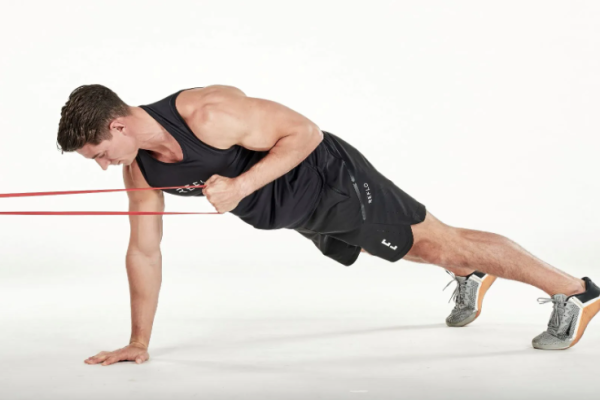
[{"xmin": 0, "ymin": 185, "xmax": 220, "ymax": 215}]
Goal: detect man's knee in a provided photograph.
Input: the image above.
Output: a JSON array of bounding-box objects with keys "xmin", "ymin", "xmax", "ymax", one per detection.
[
  {"xmin": 406, "ymin": 237, "xmax": 446, "ymax": 265},
  {"xmin": 363, "ymin": 210, "xmax": 457, "ymax": 265},
  {"xmin": 406, "ymin": 211, "xmax": 456, "ymax": 266}
]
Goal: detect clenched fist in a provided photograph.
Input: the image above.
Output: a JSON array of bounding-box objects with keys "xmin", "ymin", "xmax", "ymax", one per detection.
[
  {"xmin": 202, "ymin": 174, "xmax": 247, "ymax": 213},
  {"xmin": 85, "ymin": 342, "xmax": 149, "ymax": 366}
]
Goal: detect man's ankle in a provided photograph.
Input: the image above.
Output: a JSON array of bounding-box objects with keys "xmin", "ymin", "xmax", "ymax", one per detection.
[
  {"xmin": 564, "ymin": 279, "xmax": 586, "ymax": 297},
  {"xmin": 448, "ymin": 268, "xmax": 476, "ymax": 278}
]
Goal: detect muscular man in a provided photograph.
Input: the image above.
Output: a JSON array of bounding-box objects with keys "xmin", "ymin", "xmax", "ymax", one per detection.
[{"xmin": 56, "ymin": 85, "xmax": 600, "ymax": 365}]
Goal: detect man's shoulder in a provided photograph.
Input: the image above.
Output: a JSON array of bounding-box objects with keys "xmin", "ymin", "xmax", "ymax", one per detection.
[
  {"xmin": 123, "ymin": 160, "xmax": 165, "ymax": 203},
  {"xmin": 175, "ymin": 85, "xmax": 247, "ymax": 150},
  {"xmin": 176, "ymin": 85, "xmax": 246, "ymax": 117}
]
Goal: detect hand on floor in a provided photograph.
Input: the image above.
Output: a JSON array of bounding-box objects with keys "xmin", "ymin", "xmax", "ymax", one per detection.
[{"xmin": 84, "ymin": 342, "xmax": 149, "ymax": 366}]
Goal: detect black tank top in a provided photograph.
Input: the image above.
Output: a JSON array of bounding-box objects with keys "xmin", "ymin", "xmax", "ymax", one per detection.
[{"xmin": 135, "ymin": 89, "xmax": 327, "ymax": 230}]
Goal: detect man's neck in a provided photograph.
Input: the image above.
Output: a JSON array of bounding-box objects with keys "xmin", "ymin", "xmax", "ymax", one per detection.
[{"xmin": 130, "ymin": 106, "xmax": 179, "ymax": 157}]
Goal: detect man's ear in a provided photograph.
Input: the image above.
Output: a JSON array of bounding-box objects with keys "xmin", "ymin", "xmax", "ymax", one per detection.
[{"xmin": 109, "ymin": 118, "xmax": 126, "ymax": 134}]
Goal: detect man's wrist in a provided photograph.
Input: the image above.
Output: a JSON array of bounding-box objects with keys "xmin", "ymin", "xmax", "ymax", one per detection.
[
  {"xmin": 129, "ymin": 340, "xmax": 149, "ymax": 349},
  {"xmin": 234, "ymin": 175, "xmax": 254, "ymax": 198}
]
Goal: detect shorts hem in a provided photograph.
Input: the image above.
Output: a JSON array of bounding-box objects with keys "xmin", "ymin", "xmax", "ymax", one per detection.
[
  {"xmin": 389, "ymin": 224, "xmax": 415, "ymax": 263},
  {"xmin": 415, "ymin": 203, "xmax": 427, "ymax": 224},
  {"xmin": 341, "ymin": 246, "xmax": 362, "ymax": 267}
]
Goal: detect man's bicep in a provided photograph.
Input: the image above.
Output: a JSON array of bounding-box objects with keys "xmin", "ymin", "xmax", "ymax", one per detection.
[
  {"xmin": 238, "ymin": 96, "xmax": 320, "ymax": 150},
  {"xmin": 197, "ymin": 90, "xmax": 320, "ymax": 152},
  {"xmin": 127, "ymin": 203, "xmax": 164, "ymax": 257},
  {"xmin": 123, "ymin": 162, "xmax": 164, "ymax": 256}
]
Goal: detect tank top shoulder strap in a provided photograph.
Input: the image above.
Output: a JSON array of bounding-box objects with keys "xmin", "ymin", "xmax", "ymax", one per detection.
[{"xmin": 138, "ymin": 87, "xmax": 225, "ymax": 153}]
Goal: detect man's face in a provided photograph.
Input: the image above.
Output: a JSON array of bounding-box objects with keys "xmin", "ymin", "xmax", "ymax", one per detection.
[{"xmin": 77, "ymin": 129, "xmax": 138, "ymax": 170}]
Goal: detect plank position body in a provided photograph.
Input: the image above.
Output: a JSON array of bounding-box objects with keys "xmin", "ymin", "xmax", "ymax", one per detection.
[{"xmin": 55, "ymin": 85, "xmax": 600, "ymax": 366}]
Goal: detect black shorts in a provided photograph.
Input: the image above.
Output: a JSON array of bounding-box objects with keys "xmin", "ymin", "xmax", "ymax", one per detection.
[{"xmin": 294, "ymin": 132, "xmax": 427, "ymax": 266}]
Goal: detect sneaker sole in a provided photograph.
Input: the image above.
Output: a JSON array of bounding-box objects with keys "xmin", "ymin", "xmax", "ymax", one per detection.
[
  {"xmin": 532, "ymin": 296, "xmax": 600, "ymax": 350},
  {"xmin": 568, "ymin": 296, "xmax": 600, "ymax": 348},
  {"xmin": 474, "ymin": 274, "xmax": 497, "ymax": 319}
]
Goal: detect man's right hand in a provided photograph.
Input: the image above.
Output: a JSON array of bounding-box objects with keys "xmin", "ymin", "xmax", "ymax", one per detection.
[{"xmin": 84, "ymin": 342, "xmax": 150, "ymax": 366}]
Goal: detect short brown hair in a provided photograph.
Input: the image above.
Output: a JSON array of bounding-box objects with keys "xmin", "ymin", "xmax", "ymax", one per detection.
[{"xmin": 56, "ymin": 84, "xmax": 131, "ymax": 153}]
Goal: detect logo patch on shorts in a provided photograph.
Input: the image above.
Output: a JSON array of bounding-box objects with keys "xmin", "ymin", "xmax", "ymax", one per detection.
[{"xmin": 382, "ymin": 239, "xmax": 398, "ymax": 250}]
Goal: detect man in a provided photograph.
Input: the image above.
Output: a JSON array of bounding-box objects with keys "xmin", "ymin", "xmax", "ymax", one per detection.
[{"xmin": 57, "ymin": 84, "xmax": 600, "ymax": 366}]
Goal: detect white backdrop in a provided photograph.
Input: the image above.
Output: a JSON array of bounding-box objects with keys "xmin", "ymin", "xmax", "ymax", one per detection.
[{"xmin": 0, "ymin": 1, "xmax": 599, "ymax": 399}]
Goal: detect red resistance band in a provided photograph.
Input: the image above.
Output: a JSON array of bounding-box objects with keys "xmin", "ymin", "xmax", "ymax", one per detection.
[{"xmin": 0, "ymin": 185, "xmax": 220, "ymax": 215}]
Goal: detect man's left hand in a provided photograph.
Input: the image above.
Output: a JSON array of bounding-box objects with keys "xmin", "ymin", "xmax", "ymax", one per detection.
[{"xmin": 202, "ymin": 175, "xmax": 247, "ymax": 213}]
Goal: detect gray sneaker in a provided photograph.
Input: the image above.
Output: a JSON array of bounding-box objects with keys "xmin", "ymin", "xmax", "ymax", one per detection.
[
  {"xmin": 444, "ymin": 270, "xmax": 497, "ymax": 327},
  {"xmin": 532, "ymin": 277, "xmax": 600, "ymax": 350}
]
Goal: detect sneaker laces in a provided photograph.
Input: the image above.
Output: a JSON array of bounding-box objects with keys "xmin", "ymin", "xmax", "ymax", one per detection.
[
  {"xmin": 537, "ymin": 296, "xmax": 570, "ymax": 336},
  {"xmin": 443, "ymin": 270, "xmax": 467, "ymax": 307}
]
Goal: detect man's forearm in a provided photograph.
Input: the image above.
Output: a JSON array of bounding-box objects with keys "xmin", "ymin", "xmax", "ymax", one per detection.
[
  {"xmin": 125, "ymin": 252, "xmax": 162, "ymax": 348},
  {"xmin": 236, "ymin": 126, "xmax": 323, "ymax": 196}
]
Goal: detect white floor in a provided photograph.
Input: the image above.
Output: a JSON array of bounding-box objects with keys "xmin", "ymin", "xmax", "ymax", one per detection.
[{"xmin": 1, "ymin": 252, "xmax": 599, "ymax": 400}]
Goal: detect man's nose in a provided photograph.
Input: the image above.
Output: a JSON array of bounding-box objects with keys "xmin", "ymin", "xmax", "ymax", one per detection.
[{"xmin": 95, "ymin": 159, "xmax": 109, "ymax": 171}]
